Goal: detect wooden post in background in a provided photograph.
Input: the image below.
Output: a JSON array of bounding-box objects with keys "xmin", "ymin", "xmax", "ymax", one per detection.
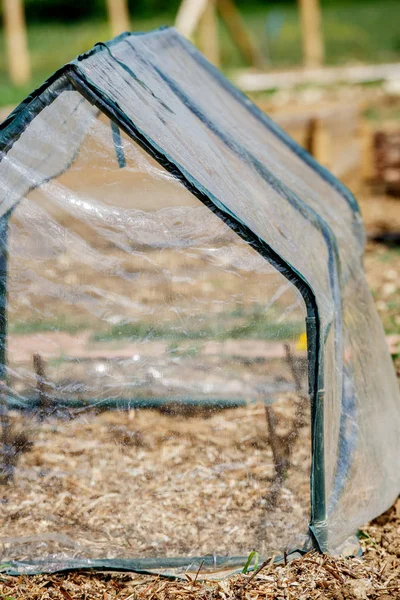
[
  {"xmin": 175, "ymin": 0, "xmax": 209, "ymax": 39},
  {"xmin": 359, "ymin": 119, "xmax": 376, "ymax": 182},
  {"xmin": 3, "ymin": 0, "xmax": 30, "ymax": 86},
  {"xmin": 298, "ymin": 0, "xmax": 324, "ymax": 68},
  {"xmin": 198, "ymin": 0, "xmax": 220, "ymax": 67},
  {"xmin": 106, "ymin": 0, "xmax": 131, "ymax": 37},
  {"xmin": 306, "ymin": 117, "xmax": 331, "ymax": 169},
  {"xmin": 175, "ymin": 0, "xmax": 263, "ymax": 68},
  {"xmin": 217, "ymin": 0, "xmax": 264, "ymax": 68}
]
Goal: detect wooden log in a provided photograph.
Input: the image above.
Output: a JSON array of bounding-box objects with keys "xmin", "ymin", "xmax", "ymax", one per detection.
[
  {"xmin": 106, "ymin": 0, "xmax": 130, "ymax": 37},
  {"xmin": 298, "ymin": 0, "xmax": 324, "ymax": 68},
  {"xmin": 3, "ymin": 0, "xmax": 31, "ymax": 87}
]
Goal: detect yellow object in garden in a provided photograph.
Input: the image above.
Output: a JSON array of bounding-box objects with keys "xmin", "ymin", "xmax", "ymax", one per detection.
[{"xmin": 296, "ymin": 332, "xmax": 307, "ymax": 351}]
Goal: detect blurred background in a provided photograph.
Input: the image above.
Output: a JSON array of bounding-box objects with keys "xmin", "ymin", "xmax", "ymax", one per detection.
[{"xmin": 1, "ymin": 0, "xmax": 400, "ymax": 103}]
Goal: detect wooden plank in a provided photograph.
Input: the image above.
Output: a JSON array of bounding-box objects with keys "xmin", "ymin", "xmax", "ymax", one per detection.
[
  {"xmin": 298, "ymin": 0, "xmax": 324, "ymax": 68},
  {"xmin": 3, "ymin": 0, "xmax": 30, "ymax": 86},
  {"xmin": 106, "ymin": 0, "xmax": 130, "ymax": 37},
  {"xmin": 217, "ymin": 0, "xmax": 264, "ymax": 68},
  {"xmin": 235, "ymin": 62, "xmax": 400, "ymax": 92}
]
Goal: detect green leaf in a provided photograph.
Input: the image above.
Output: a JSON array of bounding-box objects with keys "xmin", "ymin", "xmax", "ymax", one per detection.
[{"xmin": 242, "ymin": 550, "xmax": 259, "ymax": 574}]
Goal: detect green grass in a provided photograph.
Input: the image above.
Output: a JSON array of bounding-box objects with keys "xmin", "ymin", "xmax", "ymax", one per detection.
[
  {"xmin": 9, "ymin": 318, "xmax": 88, "ymax": 335},
  {"xmin": 377, "ymin": 248, "xmax": 400, "ymax": 263},
  {"xmin": 236, "ymin": 0, "xmax": 400, "ymax": 70},
  {"xmin": 383, "ymin": 314, "xmax": 400, "ymax": 336},
  {"xmin": 0, "ymin": 14, "xmax": 172, "ymax": 108},
  {"xmin": 363, "ymin": 105, "xmax": 400, "ymax": 123},
  {"xmin": 92, "ymin": 311, "xmax": 304, "ymax": 343},
  {"xmin": 0, "ymin": 0, "xmax": 399, "ymax": 108},
  {"xmin": 9, "ymin": 309, "xmax": 304, "ymax": 342}
]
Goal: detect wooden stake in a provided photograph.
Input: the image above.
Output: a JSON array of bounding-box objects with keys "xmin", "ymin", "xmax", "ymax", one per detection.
[
  {"xmin": 306, "ymin": 117, "xmax": 331, "ymax": 168},
  {"xmin": 0, "ymin": 380, "xmax": 33, "ymax": 484},
  {"xmin": 175, "ymin": 0, "xmax": 209, "ymax": 39},
  {"xmin": 298, "ymin": 0, "xmax": 324, "ymax": 68},
  {"xmin": 106, "ymin": 0, "xmax": 130, "ymax": 37},
  {"xmin": 263, "ymin": 345, "xmax": 309, "ymax": 505},
  {"xmin": 33, "ymin": 353, "xmax": 52, "ymax": 417},
  {"xmin": 358, "ymin": 119, "xmax": 376, "ymax": 181},
  {"xmin": 198, "ymin": 0, "xmax": 220, "ymax": 67},
  {"xmin": 176, "ymin": 0, "xmax": 263, "ymax": 68},
  {"xmin": 265, "ymin": 404, "xmax": 289, "ymax": 506},
  {"xmin": 283, "ymin": 343, "xmax": 308, "ymax": 443},
  {"xmin": 217, "ymin": 0, "xmax": 264, "ymax": 68},
  {"xmin": 3, "ymin": 0, "xmax": 31, "ymax": 87}
]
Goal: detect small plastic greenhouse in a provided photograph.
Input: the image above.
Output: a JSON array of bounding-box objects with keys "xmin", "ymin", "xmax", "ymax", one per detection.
[{"xmin": 0, "ymin": 28, "xmax": 399, "ymax": 579}]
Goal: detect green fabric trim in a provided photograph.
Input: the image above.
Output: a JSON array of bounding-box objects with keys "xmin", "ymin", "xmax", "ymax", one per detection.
[{"xmin": 1, "ymin": 549, "xmax": 309, "ymax": 579}]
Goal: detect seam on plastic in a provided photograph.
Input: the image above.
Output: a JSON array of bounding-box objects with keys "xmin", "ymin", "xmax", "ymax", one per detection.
[
  {"xmin": 172, "ymin": 32, "xmax": 362, "ymax": 222},
  {"xmin": 111, "ymin": 121, "xmax": 127, "ymax": 168}
]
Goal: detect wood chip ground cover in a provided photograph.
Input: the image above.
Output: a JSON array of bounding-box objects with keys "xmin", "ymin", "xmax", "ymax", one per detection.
[
  {"xmin": 0, "ymin": 400, "xmax": 311, "ymax": 563},
  {"xmin": 1, "ymin": 513, "xmax": 399, "ymax": 600}
]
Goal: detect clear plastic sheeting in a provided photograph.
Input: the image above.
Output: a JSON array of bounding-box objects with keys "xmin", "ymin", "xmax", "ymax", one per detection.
[
  {"xmin": 1, "ymin": 107, "xmax": 311, "ymax": 574},
  {"xmin": 0, "ymin": 27, "xmax": 399, "ymax": 576},
  {"xmin": 0, "ymin": 83, "xmax": 98, "ymax": 217}
]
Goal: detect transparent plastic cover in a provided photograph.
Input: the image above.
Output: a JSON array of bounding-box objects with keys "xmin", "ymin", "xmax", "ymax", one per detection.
[{"xmin": 0, "ymin": 27, "xmax": 399, "ymax": 575}]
